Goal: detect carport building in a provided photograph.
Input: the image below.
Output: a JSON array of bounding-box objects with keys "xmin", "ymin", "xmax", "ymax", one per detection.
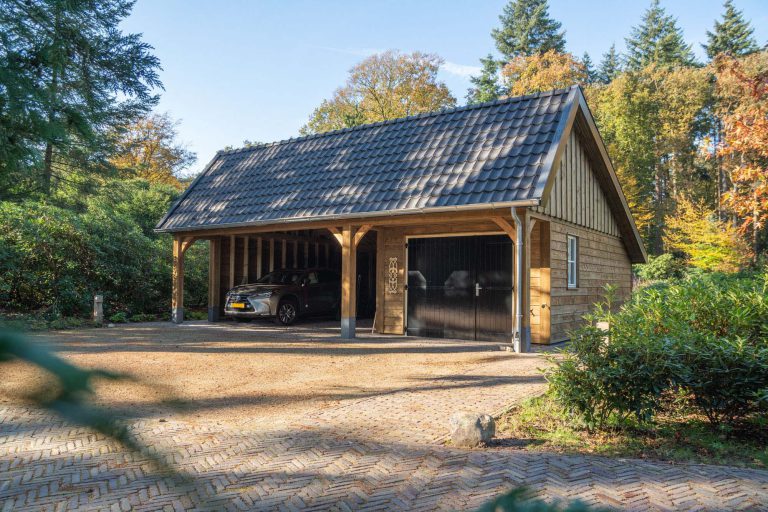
[{"xmin": 155, "ymin": 86, "xmax": 646, "ymax": 351}]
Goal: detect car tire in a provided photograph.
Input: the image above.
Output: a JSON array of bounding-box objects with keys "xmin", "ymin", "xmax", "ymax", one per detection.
[{"xmin": 276, "ymin": 300, "xmax": 298, "ymax": 326}]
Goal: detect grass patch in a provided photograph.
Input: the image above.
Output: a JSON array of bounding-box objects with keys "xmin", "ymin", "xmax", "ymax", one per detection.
[{"xmin": 497, "ymin": 394, "xmax": 768, "ymax": 469}]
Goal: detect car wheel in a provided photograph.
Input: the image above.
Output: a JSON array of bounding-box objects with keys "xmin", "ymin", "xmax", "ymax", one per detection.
[{"xmin": 276, "ymin": 300, "xmax": 298, "ymax": 326}]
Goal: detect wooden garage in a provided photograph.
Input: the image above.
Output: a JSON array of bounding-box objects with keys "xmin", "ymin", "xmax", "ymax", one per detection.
[{"xmin": 156, "ymin": 85, "xmax": 646, "ymax": 352}]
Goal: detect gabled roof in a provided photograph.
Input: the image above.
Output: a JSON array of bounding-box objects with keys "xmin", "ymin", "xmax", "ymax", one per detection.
[{"xmin": 156, "ymin": 85, "xmax": 646, "ymax": 262}]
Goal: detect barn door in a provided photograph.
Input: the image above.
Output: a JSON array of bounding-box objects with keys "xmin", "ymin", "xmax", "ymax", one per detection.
[{"xmin": 406, "ymin": 235, "xmax": 512, "ymax": 341}]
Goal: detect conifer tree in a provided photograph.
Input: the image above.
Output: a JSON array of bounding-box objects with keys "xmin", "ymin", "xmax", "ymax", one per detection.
[
  {"xmin": 625, "ymin": 0, "xmax": 695, "ymax": 69},
  {"xmin": 597, "ymin": 44, "xmax": 622, "ymax": 83},
  {"xmin": 703, "ymin": 0, "xmax": 759, "ymax": 60},
  {"xmin": 491, "ymin": 0, "xmax": 566, "ymax": 60},
  {"xmin": 582, "ymin": 52, "xmax": 598, "ymax": 83},
  {"xmin": 466, "ymin": 55, "xmax": 505, "ymax": 104},
  {"xmin": 0, "ymin": 0, "xmax": 162, "ymax": 196}
]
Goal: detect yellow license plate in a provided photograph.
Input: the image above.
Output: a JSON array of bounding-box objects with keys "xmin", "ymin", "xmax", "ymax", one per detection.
[{"xmin": 231, "ymin": 302, "xmax": 246, "ymax": 309}]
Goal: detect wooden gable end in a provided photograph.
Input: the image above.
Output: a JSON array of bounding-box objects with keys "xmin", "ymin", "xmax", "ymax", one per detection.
[{"xmin": 534, "ymin": 129, "xmax": 620, "ymax": 237}]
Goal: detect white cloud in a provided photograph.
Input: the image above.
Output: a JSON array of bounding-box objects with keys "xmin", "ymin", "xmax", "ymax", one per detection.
[{"xmin": 441, "ymin": 61, "xmax": 481, "ymax": 79}]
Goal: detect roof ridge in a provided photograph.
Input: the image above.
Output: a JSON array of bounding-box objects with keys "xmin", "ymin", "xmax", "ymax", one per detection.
[{"xmin": 218, "ymin": 86, "xmax": 576, "ymax": 156}]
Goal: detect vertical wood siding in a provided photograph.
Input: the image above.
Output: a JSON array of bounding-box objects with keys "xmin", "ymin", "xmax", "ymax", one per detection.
[{"xmin": 535, "ymin": 130, "xmax": 620, "ymax": 237}]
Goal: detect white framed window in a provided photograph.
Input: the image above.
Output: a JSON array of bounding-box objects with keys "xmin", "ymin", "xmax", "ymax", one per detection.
[{"xmin": 567, "ymin": 235, "xmax": 578, "ymax": 289}]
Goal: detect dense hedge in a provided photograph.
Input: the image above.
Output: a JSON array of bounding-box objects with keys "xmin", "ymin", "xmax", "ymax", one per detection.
[
  {"xmin": 0, "ymin": 180, "xmax": 207, "ymax": 319},
  {"xmin": 547, "ymin": 272, "xmax": 768, "ymax": 429}
]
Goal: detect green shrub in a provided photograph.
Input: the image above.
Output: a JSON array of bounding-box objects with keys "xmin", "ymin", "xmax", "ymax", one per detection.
[
  {"xmin": 109, "ymin": 312, "xmax": 129, "ymax": 323},
  {"xmin": 129, "ymin": 313, "xmax": 158, "ymax": 322},
  {"xmin": 673, "ymin": 335, "xmax": 768, "ymax": 425},
  {"xmin": 634, "ymin": 253, "xmax": 686, "ymax": 281},
  {"xmin": 548, "ymin": 272, "xmax": 768, "ymax": 429},
  {"xmin": 185, "ymin": 310, "xmax": 208, "ymax": 320}
]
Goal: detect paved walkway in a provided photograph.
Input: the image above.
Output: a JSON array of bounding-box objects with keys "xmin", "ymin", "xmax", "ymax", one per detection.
[{"xmin": 2, "ymin": 337, "xmax": 767, "ymax": 510}]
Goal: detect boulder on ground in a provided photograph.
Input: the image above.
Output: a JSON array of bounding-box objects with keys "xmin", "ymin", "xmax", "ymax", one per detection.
[{"xmin": 449, "ymin": 411, "xmax": 495, "ymax": 447}]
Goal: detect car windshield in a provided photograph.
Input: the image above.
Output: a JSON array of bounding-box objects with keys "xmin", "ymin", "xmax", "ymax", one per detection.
[{"xmin": 255, "ymin": 271, "xmax": 303, "ymax": 285}]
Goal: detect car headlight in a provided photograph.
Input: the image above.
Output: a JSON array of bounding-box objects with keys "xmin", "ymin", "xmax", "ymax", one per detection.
[{"xmin": 252, "ymin": 290, "xmax": 274, "ymax": 298}]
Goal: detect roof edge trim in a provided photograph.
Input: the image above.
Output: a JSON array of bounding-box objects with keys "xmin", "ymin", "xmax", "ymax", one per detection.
[{"xmin": 154, "ymin": 199, "xmax": 541, "ymax": 234}]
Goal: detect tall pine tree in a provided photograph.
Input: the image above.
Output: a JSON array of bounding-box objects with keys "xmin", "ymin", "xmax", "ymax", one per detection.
[
  {"xmin": 582, "ymin": 52, "xmax": 598, "ymax": 83},
  {"xmin": 625, "ymin": 0, "xmax": 695, "ymax": 69},
  {"xmin": 597, "ymin": 44, "xmax": 622, "ymax": 84},
  {"xmin": 0, "ymin": 0, "xmax": 162, "ymax": 196},
  {"xmin": 703, "ymin": 0, "xmax": 759, "ymax": 60},
  {"xmin": 491, "ymin": 0, "xmax": 566, "ymax": 61},
  {"xmin": 466, "ymin": 55, "xmax": 505, "ymax": 104}
]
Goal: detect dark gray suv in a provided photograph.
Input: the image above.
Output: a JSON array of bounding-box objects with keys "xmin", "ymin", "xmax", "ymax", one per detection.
[{"xmin": 224, "ymin": 268, "xmax": 341, "ymax": 325}]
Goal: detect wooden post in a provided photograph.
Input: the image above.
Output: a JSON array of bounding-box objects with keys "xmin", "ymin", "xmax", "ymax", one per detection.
[
  {"xmin": 243, "ymin": 236, "xmax": 249, "ymax": 284},
  {"xmin": 269, "ymin": 238, "xmax": 275, "ymax": 271},
  {"xmin": 374, "ymin": 229, "xmax": 385, "ymax": 333},
  {"xmin": 539, "ymin": 222, "xmax": 551, "ymax": 344},
  {"xmin": 256, "ymin": 237, "xmax": 263, "ymax": 279},
  {"xmin": 208, "ymin": 237, "xmax": 221, "ymax": 321},
  {"xmin": 340, "ymin": 225, "xmax": 357, "ymax": 338},
  {"xmin": 281, "ymin": 239, "xmax": 287, "ymax": 268},
  {"xmin": 229, "ymin": 235, "xmax": 236, "ymax": 289},
  {"xmin": 293, "ymin": 240, "xmax": 298, "ymax": 268},
  {"xmin": 172, "ymin": 236, "xmax": 185, "ymax": 323}
]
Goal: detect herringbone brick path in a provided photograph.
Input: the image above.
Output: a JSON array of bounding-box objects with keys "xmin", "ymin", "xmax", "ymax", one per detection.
[{"xmin": 2, "ymin": 351, "xmax": 768, "ymax": 510}]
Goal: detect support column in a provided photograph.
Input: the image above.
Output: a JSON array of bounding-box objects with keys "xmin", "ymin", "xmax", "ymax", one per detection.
[
  {"xmin": 243, "ymin": 236, "xmax": 249, "ymax": 284},
  {"xmin": 208, "ymin": 237, "xmax": 221, "ymax": 322},
  {"xmin": 340, "ymin": 225, "xmax": 357, "ymax": 338},
  {"xmin": 512, "ymin": 207, "xmax": 532, "ymax": 352},
  {"xmin": 229, "ymin": 235, "xmax": 236, "ymax": 289},
  {"xmin": 256, "ymin": 237, "xmax": 263, "ymax": 279},
  {"xmin": 172, "ymin": 236, "xmax": 185, "ymax": 324}
]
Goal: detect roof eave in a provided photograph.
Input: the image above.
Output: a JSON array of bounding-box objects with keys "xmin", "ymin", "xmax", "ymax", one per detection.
[{"xmin": 153, "ymin": 199, "xmax": 541, "ymax": 234}]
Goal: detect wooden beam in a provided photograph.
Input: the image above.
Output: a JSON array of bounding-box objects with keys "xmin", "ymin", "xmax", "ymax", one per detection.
[
  {"xmin": 340, "ymin": 224, "xmax": 357, "ymax": 338},
  {"xmin": 181, "ymin": 236, "xmax": 197, "ymax": 255},
  {"xmin": 172, "ymin": 236, "xmax": 185, "ymax": 324},
  {"xmin": 269, "ymin": 238, "xmax": 275, "ymax": 272},
  {"xmin": 256, "ymin": 237, "xmax": 263, "ymax": 278},
  {"xmin": 281, "ymin": 239, "xmax": 287, "ymax": 268},
  {"xmin": 327, "ymin": 226, "xmax": 343, "ymax": 245},
  {"xmin": 293, "ymin": 240, "xmax": 299, "ymax": 268},
  {"xmin": 208, "ymin": 237, "xmax": 221, "ymax": 322},
  {"xmin": 374, "ymin": 229, "xmax": 385, "ymax": 334},
  {"xmin": 491, "ymin": 217, "xmax": 516, "ymax": 240},
  {"xmin": 353, "ymin": 224, "xmax": 373, "ymax": 247},
  {"xmin": 229, "ymin": 235, "xmax": 236, "ymax": 289},
  {"xmin": 243, "ymin": 236, "xmax": 249, "ymax": 284},
  {"xmin": 167, "ymin": 207, "xmax": 526, "ymax": 239}
]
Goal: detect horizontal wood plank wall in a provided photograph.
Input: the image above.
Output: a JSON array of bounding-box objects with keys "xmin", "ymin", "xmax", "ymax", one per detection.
[
  {"xmin": 535, "ymin": 130, "xmax": 620, "ymax": 237},
  {"xmin": 548, "ymin": 218, "xmax": 632, "ymax": 343}
]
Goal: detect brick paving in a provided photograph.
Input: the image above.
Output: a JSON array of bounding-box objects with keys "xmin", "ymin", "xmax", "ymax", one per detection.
[{"xmin": 2, "ymin": 330, "xmax": 768, "ymax": 510}]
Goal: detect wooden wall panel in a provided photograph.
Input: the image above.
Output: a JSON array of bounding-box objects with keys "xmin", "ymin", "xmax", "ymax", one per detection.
[
  {"xmin": 536, "ymin": 130, "xmax": 620, "ymax": 237},
  {"xmin": 380, "ymin": 228, "xmax": 406, "ymax": 334},
  {"xmin": 548, "ymin": 218, "xmax": 632, "ymax": 343}
]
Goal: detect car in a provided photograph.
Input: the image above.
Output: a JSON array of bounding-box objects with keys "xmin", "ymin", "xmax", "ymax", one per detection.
[{"xmin": 224, "ymin": 268, "xmax": 341, "ymax": 325}]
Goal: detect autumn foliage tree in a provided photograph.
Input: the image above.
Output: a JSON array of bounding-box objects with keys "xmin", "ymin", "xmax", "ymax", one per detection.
[
  {"xmin": 665, "ymin": 197, "xmax": 750, "ymax": 272},
  {"xmin": 110, "ymin": 113, "xmax": 196, "ymax": 189},
  {"xmin": 301, "ymin": 51, "xmax": 455, "ymax": 134},
  {"xmin": 501, "ymin": 50, "xmax": 586, "ymax": 96},
  {"xmin": 714, "ymin": 51, "xmax": 768, "ymax": 255}
]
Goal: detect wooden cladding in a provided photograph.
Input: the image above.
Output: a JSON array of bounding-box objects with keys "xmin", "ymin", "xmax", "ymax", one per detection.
[{"xmin": 536, "ymin": 130, "xmax": 620, "ymax": 237}]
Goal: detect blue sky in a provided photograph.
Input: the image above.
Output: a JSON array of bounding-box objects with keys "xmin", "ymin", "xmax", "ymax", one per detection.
[{"xmin": 122, "ymin": 0, "xmax": 768, "ymax": 175}]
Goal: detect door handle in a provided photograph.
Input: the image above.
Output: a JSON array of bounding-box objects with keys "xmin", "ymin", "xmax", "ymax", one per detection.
[{"xmin": 475, "ymin": 282, "xmax": 482, "ymax": 297}]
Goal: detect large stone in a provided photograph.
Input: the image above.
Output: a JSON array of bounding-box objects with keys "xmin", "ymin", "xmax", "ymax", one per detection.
[{"xmin": 449, "ymin": 411, "xmax": 495, "ymax": 447}]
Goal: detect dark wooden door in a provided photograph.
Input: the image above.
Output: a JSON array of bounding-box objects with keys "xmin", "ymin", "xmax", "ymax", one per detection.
[{"xmin": 406, "ymin": 235, "xmax": 512, "ymax": 341}]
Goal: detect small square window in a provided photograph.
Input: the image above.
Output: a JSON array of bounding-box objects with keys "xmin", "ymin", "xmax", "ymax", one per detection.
[{"xmin": 567, "ymin": 235, "xmax": 578, "ymax": 289}]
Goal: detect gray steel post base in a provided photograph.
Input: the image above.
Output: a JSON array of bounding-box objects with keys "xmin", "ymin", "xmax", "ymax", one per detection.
[
  {"xmin": 172, "ymin": 307, "xmax": 184, "ymax": 324},
  {"xmin": 207, "ymin": 307, "xmax": 220, "ymax": 322},
  {"xmin": 341, "ymin": 317, "xmax": 356, "ymax": 338}
]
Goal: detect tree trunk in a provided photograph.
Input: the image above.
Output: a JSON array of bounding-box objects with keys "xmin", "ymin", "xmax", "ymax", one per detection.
[{"xmin": 42, "ymin": 142, "xmax": 53, "ymax": 195}]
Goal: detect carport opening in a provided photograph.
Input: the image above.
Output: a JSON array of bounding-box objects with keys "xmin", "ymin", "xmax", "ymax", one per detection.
[{"xmin": 216, "ymin": 229, "xmax": 377, "ymax": 323}]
